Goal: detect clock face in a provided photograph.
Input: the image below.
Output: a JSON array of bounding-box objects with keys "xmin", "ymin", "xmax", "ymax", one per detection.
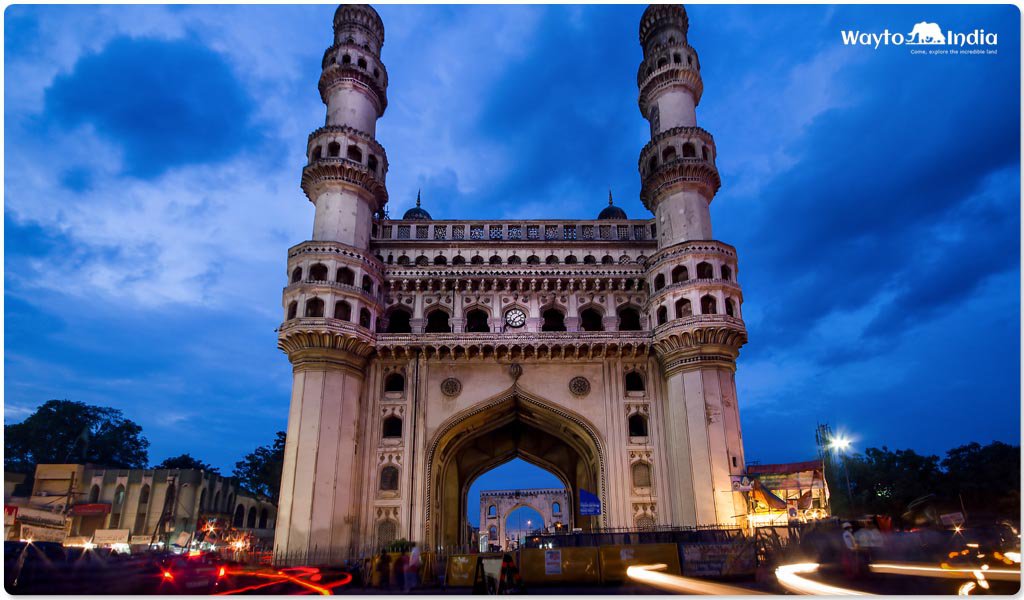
[{"xmin": 505, "ymin": 309, "xmax": 527, "ymax": 328}]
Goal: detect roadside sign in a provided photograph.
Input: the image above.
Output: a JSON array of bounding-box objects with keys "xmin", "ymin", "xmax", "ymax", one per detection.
[
  {"xmin": 130, "ymin": 535, "xmax": 153, "ymax": 546},
  {"xmin": 20, "ymin": 524, "xmax": 67, "ymax": 543},
  {"xmin": 544, "ymin": 549, "xmax": 562, "ymax": 575},
  {"xmin": 93, "ymin": 529, "xmax": 130, "ymax": 545}
]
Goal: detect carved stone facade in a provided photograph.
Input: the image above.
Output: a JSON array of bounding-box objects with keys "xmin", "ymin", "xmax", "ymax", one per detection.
[{"xmin": 274, "ymin": 4, "xmax": 748, "ymax": 557}]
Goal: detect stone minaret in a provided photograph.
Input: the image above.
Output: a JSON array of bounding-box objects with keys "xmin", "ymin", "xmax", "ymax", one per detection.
[
  {"xmin": 639, "ymin": 5, "xmax": 748, "ymax": 526},
  {"xmin": 274, "ymin": 4, "xmax": 389, "ymax": 557}
]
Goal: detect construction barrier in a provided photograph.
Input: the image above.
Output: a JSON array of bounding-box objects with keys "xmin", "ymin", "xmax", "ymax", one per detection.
[
  {"xmin": 599, "ymin": 543, "xmax": 681, "ymax": 583},
  {"xmin": 519, "ymin": 547, "xmax": 601, "ymax": 585},
  {"xmin": 681, "ymin": 541, "xmax": 757, "ymax": 577},
  {"xmin": 445, "ymin": 552, "xmax": 503, "ymax": 587}
]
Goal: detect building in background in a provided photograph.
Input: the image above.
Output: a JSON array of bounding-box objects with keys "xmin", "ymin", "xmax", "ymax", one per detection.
[
  {"xmin": 480, "ymin": 489, "xmax": 570, "ymax": 551},
  {"xmin": 742, "ymin": 460, "xmax": 830, "ymax": 527},
  {"xmin": 4, "ymin": 464, "xmax": 276, "ymax": 551}
]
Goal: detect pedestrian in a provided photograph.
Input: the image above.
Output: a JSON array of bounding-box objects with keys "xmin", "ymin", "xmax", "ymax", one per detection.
[
  {"xmin": 377, "ymin": 550, "xmax": 392, "ymax": 590},
  {"xmin": 406, "ymin": 544, "xmax": 422, "ymax": 591},
  {"xmin": 841, "ymin": 522, "xmax": 861, "ymax": 579},
  {"xmin": 396, "ymin": 550, "xmax": 409, "ymax": 592}
]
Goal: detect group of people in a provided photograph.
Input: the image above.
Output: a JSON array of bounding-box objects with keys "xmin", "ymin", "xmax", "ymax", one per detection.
[{"xmin": 365, "ymin": 545, "xmax": 422, "ymax": 591}]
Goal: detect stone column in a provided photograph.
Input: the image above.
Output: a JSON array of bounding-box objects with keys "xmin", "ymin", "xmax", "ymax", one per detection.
[{"xmin": 274, "ymin": 344, "xmax": 371, "ymax": 557}]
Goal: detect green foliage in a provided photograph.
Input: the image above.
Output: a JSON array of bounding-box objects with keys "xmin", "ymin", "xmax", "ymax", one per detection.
[
  {"xmin": 942, "ymin": 441, "xmax": 1021, "ymax": 519},
  {"xmin": 232, "ymin": 431, "xmax": 286, "ymax": 502},
  {"xmin": 153, "ymin": 453, "xmax": 220, "ymax": 474},
  {"xmin": 384, "ymin": 538, "xmax": 413, "ymax": 553},
  {"xmin": 4, "ymin": 399, "xmax": 149, "ymax": 473},
  {"xmin": 827, "ymin": 441, "xmax": 1020, "ymax": 522}
]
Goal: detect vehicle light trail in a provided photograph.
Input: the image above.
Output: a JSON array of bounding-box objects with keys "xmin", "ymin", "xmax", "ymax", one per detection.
[
  {"xmin": 774, "ymin": 563, "xmax": 873, "ymax": 595},
  {"xmin": 626, "ymin": 563, "xmax": 766, "ymax": 594},
  {"xmin": 215, "ymin": 569, "xmax": 332, "ymax": 595},
  {"xmin": 869, "ymin": 563, "xmax": 1021, "ymax": 581}
]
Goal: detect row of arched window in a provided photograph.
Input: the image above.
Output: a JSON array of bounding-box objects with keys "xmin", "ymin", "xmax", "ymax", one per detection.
[
  {"xmin": 379, "ymin": 305, "xmax": 647, "ymax": 334},
  {"xmin": 326, "ymin": 40, "xmax": 383, "ymax": 81},
  {"xmin": 644, "ymin": 140, "xmax": 714, "ymax": 175},
  {"xmin": 287, "ymin": 295, "xmax": 734, "ymax": 330},
  {"xmin": 287, "ymin": 298, "xmax": 374, "ymax": 327},
  {"xmin": 651, "ymin": 262, "xmax": 731, "ymax": 291},
  {"xmin": 232, "ymin": 504, "xmax": 271, "ymax": 529},
  {"xmin": 387, "ymin": 253, "xmax": 642, "ymax": 267},
  {"xmin": 309, "ymin": 140, "xmax": 382, "ymax": 175},
  {"xmin": 290, "ymin": 264, "xmax": 376, "ymax": 295}
]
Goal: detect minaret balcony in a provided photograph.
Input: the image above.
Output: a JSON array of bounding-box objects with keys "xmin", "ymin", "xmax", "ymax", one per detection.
[
  {"xmin": 277, "ymin": 317, "xmax": 377, "ymax": 361},
  {"xmin": 647, "ymin": 278, "xmax": 743, "ymax": 305},
  {"xmin": 638, "ymin": 66, "xmax": 703, "ymax": 112},
  {"xmin": 652, "ymin": 314, "xmax": 748, "ymax": 366},
  {"xmin": 322, "ymin": 43, "xmax": 389, "ymax": 88},
  {"xmin": 636, "ymin": 43, "xmax": 698, "ymax": 86},
  {"xmin": 284, "ymin": 279, "xmax": 382, "ymax": 306},
  {"xmin": 306, "ymin": 125, "xmax": 388, "ymax": 178},
  {"xmin": 318, "ymin": 63, "xmax": 388, "ymax": 114},
  {"xmin": 638, "ymin": 126, "xmax": 717, "ymax": 178},
  {"xmin": 639, "ymin": 158, "xmax": 721, "ymax": 209},
  {"xmin": 301, "ymin": 157, "xmax": 388, "ymax": 210}
]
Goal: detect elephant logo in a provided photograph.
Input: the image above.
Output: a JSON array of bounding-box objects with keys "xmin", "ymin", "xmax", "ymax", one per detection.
[{"xmin": 907, "ymin": 22, "xmax": 946, "ymax": 45}]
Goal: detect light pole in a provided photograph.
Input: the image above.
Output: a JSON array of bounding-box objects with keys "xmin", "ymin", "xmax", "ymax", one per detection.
[{"xmin": 829, "ymin": 436, "xmax": 854, "ymax": 512}]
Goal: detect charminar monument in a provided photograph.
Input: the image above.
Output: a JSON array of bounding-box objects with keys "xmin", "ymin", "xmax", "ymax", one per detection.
[{"xmin": 274, "ymin": 4, "xmax": 748, "ymax": 557}]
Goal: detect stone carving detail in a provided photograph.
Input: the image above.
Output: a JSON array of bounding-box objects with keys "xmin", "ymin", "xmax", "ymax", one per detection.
[
  {"xmin": 440, "ymin": 378, "xmax": 462, "ymax": 397},
  {"xmin": 509, "ymin": 363, "xmax": 523, "ymax": 381},
  {"xmin": 705, "ymin": 403, "xmax": 721, "ymax": 425},
  {"xmin": 568, "ymin": 376, "xmax": 591, "ymax": 397}
]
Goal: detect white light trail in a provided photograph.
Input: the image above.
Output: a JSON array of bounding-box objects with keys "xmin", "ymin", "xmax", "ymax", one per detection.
[
  {"xmin": 774, "ymin": 563, "xmax": 873, "ymax": 595},
  {"xmin": 626, "ymin": 563, "xmax": 766, "ymax": 595}
]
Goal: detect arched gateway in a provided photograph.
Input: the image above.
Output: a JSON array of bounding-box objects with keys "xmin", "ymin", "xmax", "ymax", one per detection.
[
  {"xmin": 274, "ymin": 4, "xmax": 751, "ymax": 560},
  {"xmin": 425, "ymin": 385, "xmax": 606, "ymax": 548}
]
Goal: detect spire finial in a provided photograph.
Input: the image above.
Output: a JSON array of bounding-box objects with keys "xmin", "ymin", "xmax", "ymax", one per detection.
[
  {"xmin": 416, "ymin": 189, "xmax": 421, "ymax": 207},
  {"xmin": 608, "ymin": 189, "xmax": 614, "ymax": 205}
]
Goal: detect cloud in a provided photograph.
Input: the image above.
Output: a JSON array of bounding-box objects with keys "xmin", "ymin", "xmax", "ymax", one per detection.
[{"xmin": 44, "ymin": 36, "xmax": 260, "ymax": 178}]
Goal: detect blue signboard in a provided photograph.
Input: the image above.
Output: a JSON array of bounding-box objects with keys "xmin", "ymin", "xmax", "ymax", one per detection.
[{"xmin": 579, "ymin": 489, "xmax": 601, "ymax": 516}]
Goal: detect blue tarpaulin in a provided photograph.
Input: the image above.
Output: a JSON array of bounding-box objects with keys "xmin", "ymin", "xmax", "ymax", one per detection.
[{"xmin": 579, "ymin": 489, "xmax": 601, "ymax": 516}]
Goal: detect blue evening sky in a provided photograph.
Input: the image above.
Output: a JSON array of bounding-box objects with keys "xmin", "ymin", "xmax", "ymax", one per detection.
[{"xmin": 5, "ymin": 4, "xmax": 1020, "ymax": 515}]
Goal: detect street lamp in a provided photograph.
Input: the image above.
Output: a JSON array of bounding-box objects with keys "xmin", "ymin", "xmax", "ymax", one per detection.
[{"xmin": 829, "ymin": 435, "xmax": 854, "ymax": 511}]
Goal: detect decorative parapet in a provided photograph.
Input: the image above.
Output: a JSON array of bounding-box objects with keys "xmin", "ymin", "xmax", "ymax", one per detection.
[
  {"xmin": 375, "ymin": 330, "xmax": 652, "ymax": 360},
  {"xmin": 373, "ymin": 219, "xmax": 656, "ymax": 244}
]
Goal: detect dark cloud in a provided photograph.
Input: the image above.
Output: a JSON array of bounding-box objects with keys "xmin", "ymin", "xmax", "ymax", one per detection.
[{"xmin": 45, "ymin": 36, "xmax": 260, "ymax": 178}]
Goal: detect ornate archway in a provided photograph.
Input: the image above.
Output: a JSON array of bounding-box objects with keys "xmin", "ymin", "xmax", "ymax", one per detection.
[{"xmin": 424, "ymin": 386, "xmax": 607, "ymax": 549}]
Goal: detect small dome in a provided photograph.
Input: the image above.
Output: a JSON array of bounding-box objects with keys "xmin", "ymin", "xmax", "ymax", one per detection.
[
  {"xmin": 598, "ymin": 190, "xmax": 627, "ymax": 220},
  {"xmin": 403, "ymin": 190, "xmax": 432, "ymax": 220}
]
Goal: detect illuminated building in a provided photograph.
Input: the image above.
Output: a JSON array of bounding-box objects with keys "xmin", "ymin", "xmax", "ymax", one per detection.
[{"xmin": 275, "ymin": 4, "xmax": 750, "ymax": 557}]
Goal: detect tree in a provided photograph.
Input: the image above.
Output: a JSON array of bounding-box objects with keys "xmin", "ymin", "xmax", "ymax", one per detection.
[
  {"xmin": 4, "ymin": 400, "xmax": 149, "ymax": 473},
  {"xmin": 153, "ymin": 453, "xmax": 219, "ymax": 474},
  {"xmin": 233, "ymin": 431, "xmax": 286, "ymax": 503},
  {"xmin": 942, "ymin": 441, "xmax": 1020, "ymax": 520},
  {"xmin": 826, "ymin": 446, "xmax": 943, "ymax": 518}
]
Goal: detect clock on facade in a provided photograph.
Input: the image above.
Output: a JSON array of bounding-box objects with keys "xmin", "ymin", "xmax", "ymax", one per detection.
[{"xmin": 504, "ymin": 308, "xmax": 526, "ymax": 328}]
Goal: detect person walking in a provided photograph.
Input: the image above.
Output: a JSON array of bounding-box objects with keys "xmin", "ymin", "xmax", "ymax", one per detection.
[
  {"xmin": 406, "ymin": 544, "xmax": 422, "ymax": 591},
  {"xmin": 841, "ymin": 522, "xmax": 861, "ymax": 579},
  {"xmin": 377, "ymin": 550, "xmax": 392, "ymax": 590}
]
